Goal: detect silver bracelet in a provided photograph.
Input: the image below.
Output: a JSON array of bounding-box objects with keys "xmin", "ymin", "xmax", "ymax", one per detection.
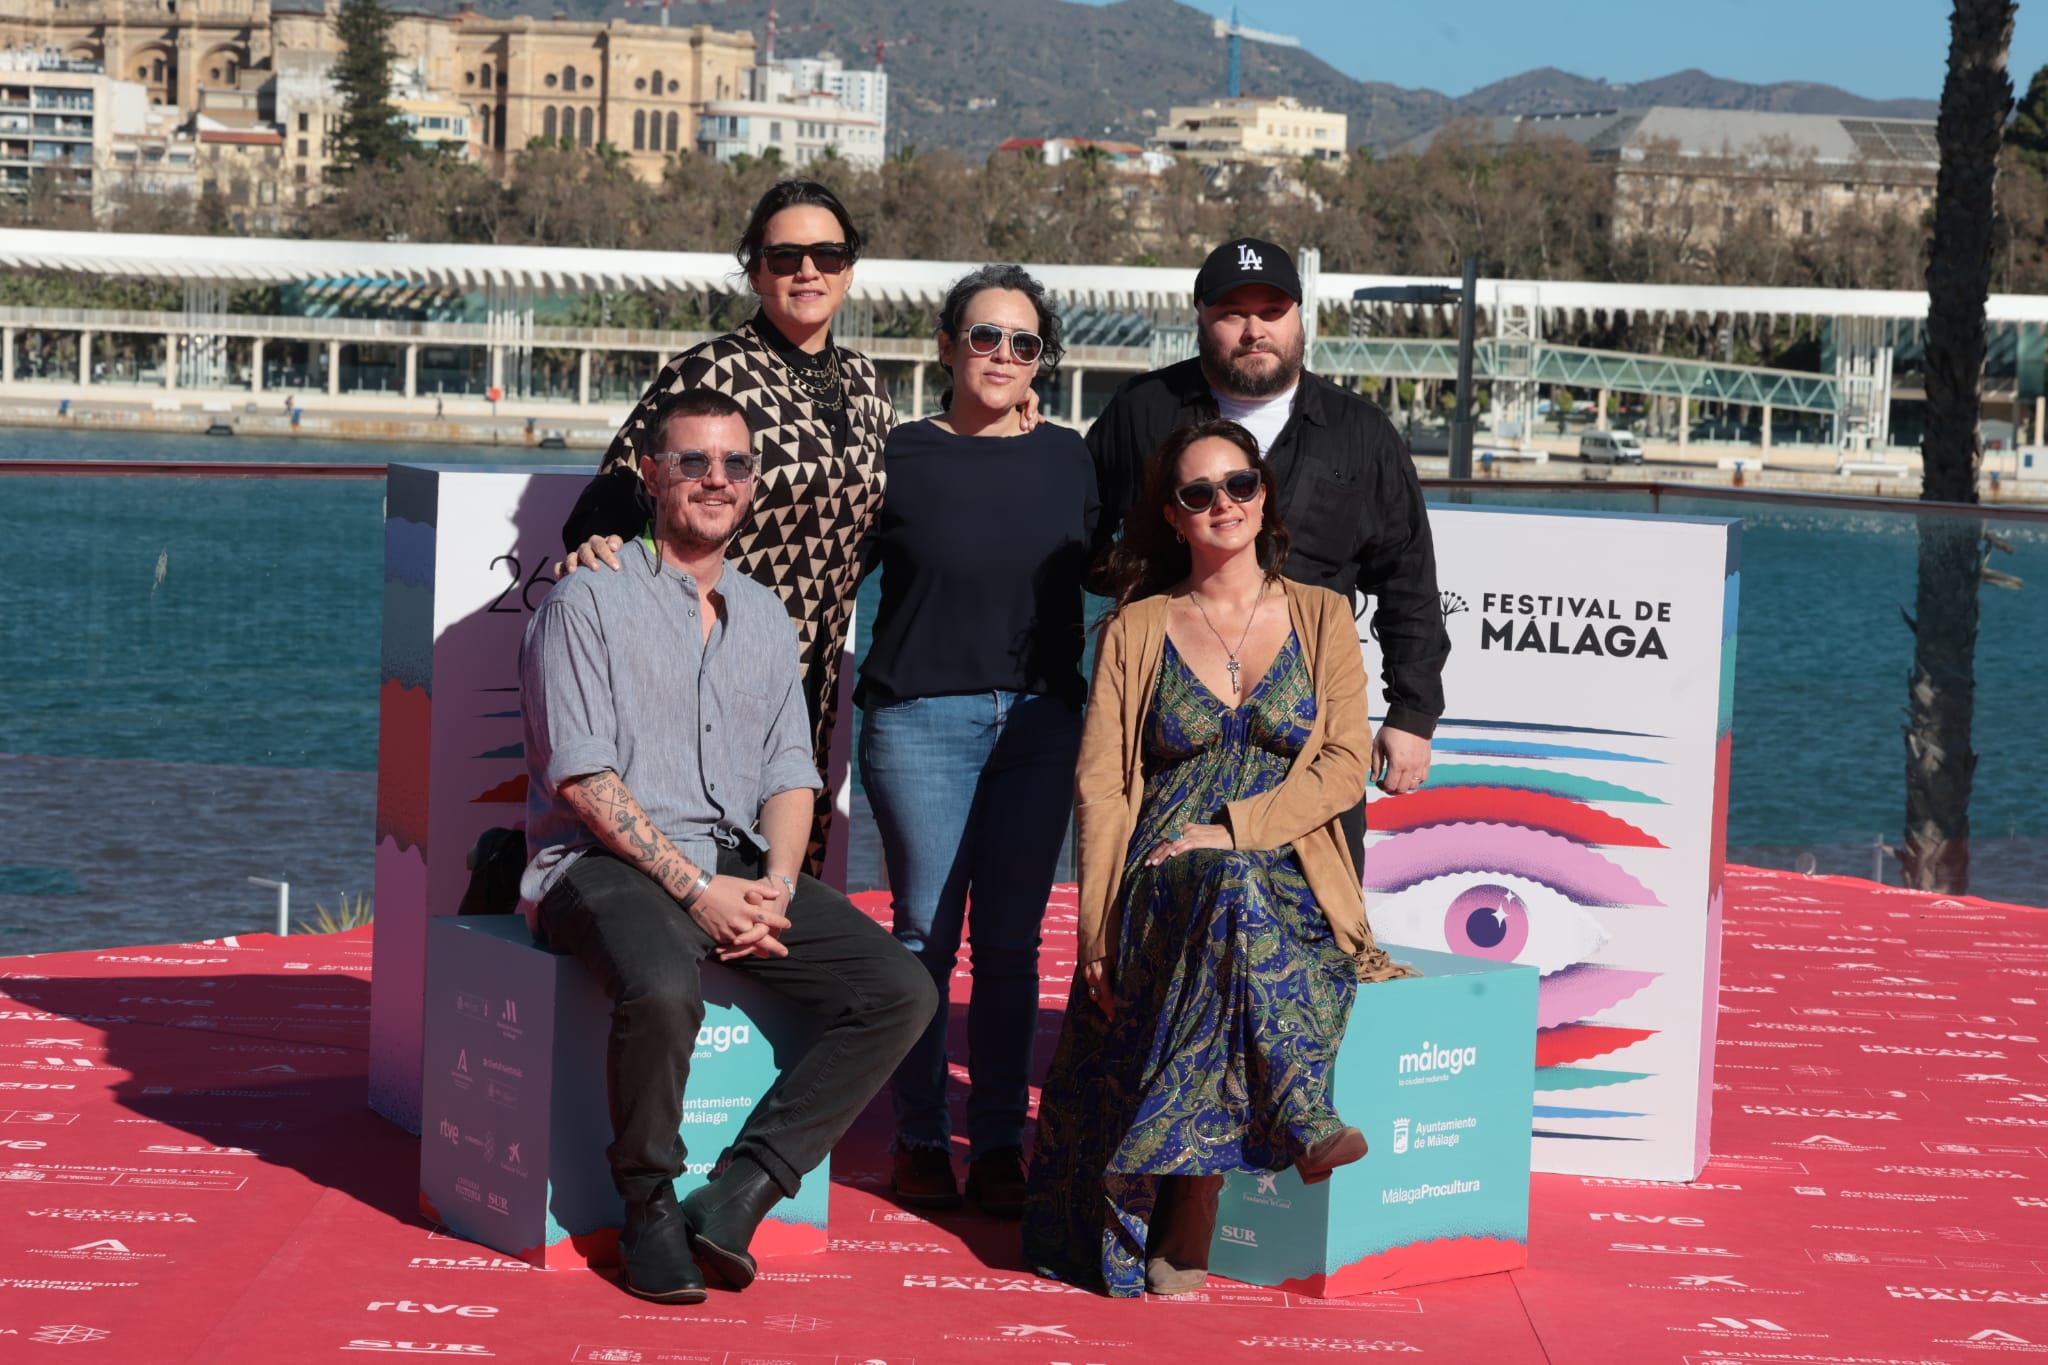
[{"xmin": 675, "ymin": 866, "xmax": 714, "ymax": 912}]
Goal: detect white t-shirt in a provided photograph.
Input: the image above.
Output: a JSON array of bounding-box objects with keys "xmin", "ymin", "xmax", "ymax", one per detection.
[{"xmin": 1214, "ymin": 385, "xmax": 1298, "ymax": 457}]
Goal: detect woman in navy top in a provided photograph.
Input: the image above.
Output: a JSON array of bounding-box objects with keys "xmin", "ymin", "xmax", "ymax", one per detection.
[{"xmin": 859, "ymin": 264, "xmax": 1099, "ymax": 1217}]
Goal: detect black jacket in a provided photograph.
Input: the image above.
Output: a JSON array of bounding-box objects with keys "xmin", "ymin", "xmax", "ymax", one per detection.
[{"xmin": 1086, "ymin": 358, "xmax": 1450, "ymax": 738}]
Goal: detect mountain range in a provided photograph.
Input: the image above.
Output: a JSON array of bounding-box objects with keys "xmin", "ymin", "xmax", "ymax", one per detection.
[{"xmin": 472, "ymin": 0, "xmax": 1941, "ymax": 157}]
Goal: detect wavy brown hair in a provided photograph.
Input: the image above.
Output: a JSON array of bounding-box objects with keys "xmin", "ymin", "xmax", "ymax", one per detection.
[{"xmin": 1098, "ymin": 418, "xmax": 1291, "ymax": 625}]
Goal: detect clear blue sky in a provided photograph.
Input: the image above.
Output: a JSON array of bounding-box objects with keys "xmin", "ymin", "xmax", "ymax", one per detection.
[{"xmin": 1085, "ymin": 0, "xmax": 2048, "ymax": 104}]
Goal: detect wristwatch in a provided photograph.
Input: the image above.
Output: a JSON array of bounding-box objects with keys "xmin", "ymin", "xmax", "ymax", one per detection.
[{"xmin": 675, "ymin": 866, "xmax": 714, "ymax": 912}]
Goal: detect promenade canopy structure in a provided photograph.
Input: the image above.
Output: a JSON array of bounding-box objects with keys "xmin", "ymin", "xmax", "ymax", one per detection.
[{"xmin": 2, "ymin": 228, "xmax": 2043, "ymax": 445}]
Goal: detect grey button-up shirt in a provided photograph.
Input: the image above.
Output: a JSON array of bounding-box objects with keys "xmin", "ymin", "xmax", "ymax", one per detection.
[{"xmin": 517, "ymin": 537, "xmax": 821, "ymax": 925}]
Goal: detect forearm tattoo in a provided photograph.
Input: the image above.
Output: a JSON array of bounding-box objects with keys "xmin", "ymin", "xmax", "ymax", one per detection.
[{"xmin": 562, "ymin": 770, "xmax": 702, "ymax": 902}]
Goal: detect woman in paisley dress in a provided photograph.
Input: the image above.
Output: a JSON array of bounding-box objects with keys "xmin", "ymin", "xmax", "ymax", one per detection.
[
  {"xmin": 1023, "ymin": 418, "xmax": 1408, "ymax": 1298},
  {"xmin": 557, "ymin": 180, "xmax": 894, "ymax": 874}
]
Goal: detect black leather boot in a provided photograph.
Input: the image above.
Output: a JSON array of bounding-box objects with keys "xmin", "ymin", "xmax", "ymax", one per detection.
[
  {"xmin": 680, "ymin": 1157, "xmax": 784, "ymax": 1291},
  {"xmin": 618, "ymin": 1184, "xmax": 706, "ymax": 1304}
]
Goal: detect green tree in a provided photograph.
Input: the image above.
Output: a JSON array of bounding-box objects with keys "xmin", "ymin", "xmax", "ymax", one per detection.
[
  {"xmin": 2006, "ymin": 62, "xmax": 2048, "ymax": 177},
  {"xmin": 1905, "ymin": 0, "xmax": 2019, "ymax": 893},
  {"xmin": 332, "ymin": 0, "xmax": 411, "ymax": 175}
]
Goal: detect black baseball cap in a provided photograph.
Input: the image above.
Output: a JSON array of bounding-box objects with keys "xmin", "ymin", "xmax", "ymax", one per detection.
[{"xmin": 1193, "ymin": 237, "xmax": 1302, "ymax": 306}]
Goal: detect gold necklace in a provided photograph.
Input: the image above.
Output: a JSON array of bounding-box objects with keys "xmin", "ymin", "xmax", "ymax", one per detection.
[
  {"xmin": 1186, "ymin": 582, "xmax": 1265, "ymax": 697},
  {"xmin": 782, "ymin": 345, "xmax": 845, "ymax": 407}
]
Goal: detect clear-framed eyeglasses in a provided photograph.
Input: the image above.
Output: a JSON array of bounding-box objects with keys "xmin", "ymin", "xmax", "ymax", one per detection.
[{"xmin": 653, "ymin": 449, "xmax": 757, "ymax": 482}]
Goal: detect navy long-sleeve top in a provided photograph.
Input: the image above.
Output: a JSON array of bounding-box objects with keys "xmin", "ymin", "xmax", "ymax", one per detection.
[{"xmin": 856, "ymin": 419, "xmax": 1100, "ymax": 709}]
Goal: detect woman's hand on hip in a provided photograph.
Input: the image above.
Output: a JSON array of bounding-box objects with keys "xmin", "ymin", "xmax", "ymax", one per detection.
[
  {"xmin": 1145, "ymin": 822, "xmax": 1230, "ymax": 868},
  {"xmin": 1080, "ymin": 957, "xmax": 1114, "ymax": 1020}
]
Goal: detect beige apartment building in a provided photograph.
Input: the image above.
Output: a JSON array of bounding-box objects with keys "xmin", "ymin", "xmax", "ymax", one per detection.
[
  {"xmin": 1151, "ymin": 95, "xmax": 1348, "ymax": 168},
  {"xmin": 0, "ymin": 48, "xmax": 148, "ymax": 212},
  {"xmin": 5, "ymin": 0, "xmax": 758, "ymax": 189}
]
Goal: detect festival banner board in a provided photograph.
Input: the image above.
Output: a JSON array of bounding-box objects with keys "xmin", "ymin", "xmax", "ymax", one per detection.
[
  {"xmin": 373, "ymin": 465, "xmax": 859, "ymax": 1133},
  {"xmin": 421, "ymin": 915, "xmax": 828, "ymax": 1267},
  {"xmin": 1361, "ymin": 506, "xmax": 1740, "ymax": 1181},
  {"xmin": 1209, "ymin": 945, "xmax": 1536, "ymax": 1296}
]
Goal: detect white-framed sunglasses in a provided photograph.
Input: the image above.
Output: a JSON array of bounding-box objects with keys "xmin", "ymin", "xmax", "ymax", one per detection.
[
  {"xmin": 652, "ymin": 449, "xmax": 757, "ymax": 481},
  {"xmin": 962, "ymin": 323, "xmax": 1046, "ymax": 364}
]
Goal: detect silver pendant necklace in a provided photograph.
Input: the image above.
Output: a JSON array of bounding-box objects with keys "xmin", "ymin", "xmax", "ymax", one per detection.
[{"xmin": 1186, "ymin": 583, "xmax": 1265, "ymax": 697}]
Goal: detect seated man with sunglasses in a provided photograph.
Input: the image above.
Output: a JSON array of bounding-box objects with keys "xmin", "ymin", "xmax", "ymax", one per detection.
[{"xmin": 518, "ymin": 386, "xmax": 937, "ymax": 1305}]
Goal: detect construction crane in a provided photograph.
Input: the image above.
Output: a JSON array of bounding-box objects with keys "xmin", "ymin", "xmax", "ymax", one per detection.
[
  {"xmin": 868, "ymin": 28, "xmax": 921, "ymax": 67},
  {"xmin": 764, "ymin": 3, "xmax": 831, "ymax": 63},
  {"xmin": 1213, "ymin": 4, "xmax": 1300, "ymax": 98}
]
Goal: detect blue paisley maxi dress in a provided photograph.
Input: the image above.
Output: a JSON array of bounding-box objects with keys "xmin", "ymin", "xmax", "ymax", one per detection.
[{"xmin": 1022, "ymin": 630, "xmax": 1359, "ymax": 1296}]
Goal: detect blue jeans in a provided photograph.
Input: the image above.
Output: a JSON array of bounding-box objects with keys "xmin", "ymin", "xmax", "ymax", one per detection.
[{"xmin": 859, "ymin": 690, "xmax": 1083, "ymax": 1159}]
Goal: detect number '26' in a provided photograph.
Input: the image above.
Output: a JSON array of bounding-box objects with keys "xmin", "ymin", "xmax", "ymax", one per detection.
[{"xmin": 486, "ymin": 554, "xmax": 555, "ymax": 613}]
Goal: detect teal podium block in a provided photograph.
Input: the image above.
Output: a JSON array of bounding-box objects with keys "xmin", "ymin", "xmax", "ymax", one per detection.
[
  {"xmin": 1208, "ymin": 945, "xmax": 1537, "ymax": 1297},
  {"xmin": 419, "ymin": 915, "xmax": 829, "ymax": 1268}
]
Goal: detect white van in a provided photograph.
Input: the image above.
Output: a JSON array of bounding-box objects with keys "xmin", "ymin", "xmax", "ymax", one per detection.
[{"xmin": 1579, "ymin": 430, "xmax": 1644, "ymax": 464}]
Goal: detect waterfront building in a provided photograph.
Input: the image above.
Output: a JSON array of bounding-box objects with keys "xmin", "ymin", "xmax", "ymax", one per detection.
[
  {"xmin": 0, "ymin": 48, "xmax": 149, "ymax": 214},
  {"xmin": 996, "ymin": 136, "xmax": 1172, "ymax": 174},
  {"xmin": 5, "ymin": 228, "xmax": 2044, "ymax": 460},
  {"xmin": 1397, "ymin": 107, "xmax": 1939, "ymax": 247},
  {"xmin": 687, "ymin": 52, "xmax": 888, "ymax": 170},
  {"xmin": 765, "ymin": 51, "xmax": 886, "ymax": 132},
  {"xmin": 194, "ymin": 119, "xmax": 287, "ymax": 231},
  {"xmin": 273, "ymin": 47, "xmax": 340, "ymax": 210},
  {"xmin": 103, "ymin": 119, "xmax": 199, "ymax": 202},
  {"xmin": 1149, "ymin": 95, "xmax": 1348, "ymax": 168},
  {"xmin": 393, "ymin": 93, "xmax": 472, "ymax": 160},
  {"xmin": 390, "ymin": 56, "xmax": 470, "ymax": 162},
  {"xmin": 695, "ymin": 90, "xmax": 883, "ymax": 169}
]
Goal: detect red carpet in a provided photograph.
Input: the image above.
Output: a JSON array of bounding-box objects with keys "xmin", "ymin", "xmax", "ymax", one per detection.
[{"xmin": 1, "ymin": 866, "xmax": 2044, "ymax": 1363}]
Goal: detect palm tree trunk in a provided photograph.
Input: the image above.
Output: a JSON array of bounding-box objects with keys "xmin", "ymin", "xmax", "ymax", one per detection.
[{"xmin": 1904, "ymin": 0, "xmax": 2015, "ymax": 892}]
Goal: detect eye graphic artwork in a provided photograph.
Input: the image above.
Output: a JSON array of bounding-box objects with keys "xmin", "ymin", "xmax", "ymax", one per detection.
[{"xmin": 1366, "ymin": 727, "xmax": 1670, "ymax": 1139}]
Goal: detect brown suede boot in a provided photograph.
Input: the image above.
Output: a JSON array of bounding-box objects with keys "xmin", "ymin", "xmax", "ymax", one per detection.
[
  {"xmin": 1295, "ymin": 1125, "xmax": 1368, "ymax": 1186},
  {"xmin": 1144, "ymin": 1174, "xmax": 1223, "ymax": 1296}
]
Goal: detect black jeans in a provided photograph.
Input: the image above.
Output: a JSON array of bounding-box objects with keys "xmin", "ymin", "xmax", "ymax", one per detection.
[{"xmin": 537, "ymin": 844, "xmax": 937, "ymax": 1203}]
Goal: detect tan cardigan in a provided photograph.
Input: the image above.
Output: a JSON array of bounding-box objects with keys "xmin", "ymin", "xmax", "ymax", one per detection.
[{"xmin": 1074, "ymin": 577, "xmax": 1405, "ymax": 979}]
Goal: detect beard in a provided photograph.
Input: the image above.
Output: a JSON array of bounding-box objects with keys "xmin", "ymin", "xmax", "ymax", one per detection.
[
  {"xmin": 1199, "ymin": 325, "xmax": 1306, "ymax": 400},
  {"xmin": 661, "ymin": 491, "xmax": 748, "ymax": 550}
]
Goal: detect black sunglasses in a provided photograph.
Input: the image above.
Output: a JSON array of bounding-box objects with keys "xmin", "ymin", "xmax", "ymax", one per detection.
[
  {"xmin": 654, "ymin": 449, "xmax": 757, "ymax": 481},
  {"xmin": 758, "ymin": 242, "xmax": 854, "ymax": 276},
  {"xmin": 963, "ymin": 323, "xmax": 1045, "ymax": 365},
  {"xmin": 1174, "ymin": 468, "xmax": 1264, "ymax": 512}
]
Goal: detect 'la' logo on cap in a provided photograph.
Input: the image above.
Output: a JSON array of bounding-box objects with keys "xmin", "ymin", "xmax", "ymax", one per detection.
[{"xmin": 1237, "ymin": 243, "xmax": 1264, "ymax": 270}]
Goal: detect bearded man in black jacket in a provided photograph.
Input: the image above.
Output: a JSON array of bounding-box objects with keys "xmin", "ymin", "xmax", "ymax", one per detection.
[{"xmin": 1086, "ymin": 237, "xmax": 1451, "ymax": 856}]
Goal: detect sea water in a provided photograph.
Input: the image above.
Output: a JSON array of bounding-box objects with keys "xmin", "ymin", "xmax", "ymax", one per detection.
[{"xmin": 3, "ymin": 428, "xmax": 2044, "ymax": 952}]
